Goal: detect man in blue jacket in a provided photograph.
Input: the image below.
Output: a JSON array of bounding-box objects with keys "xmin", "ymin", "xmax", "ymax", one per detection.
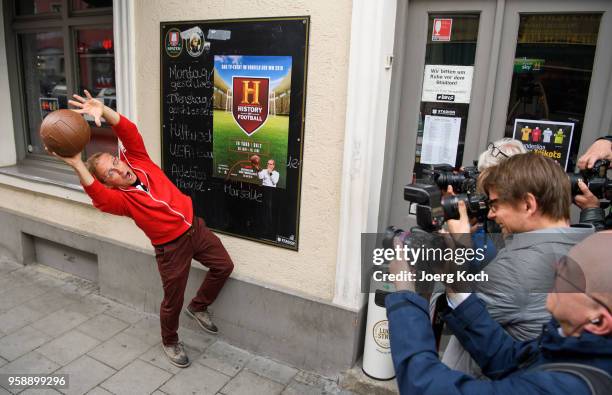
[{"xmin": 386, "ymin": 230, "xmax": 612, "ymax": 394}]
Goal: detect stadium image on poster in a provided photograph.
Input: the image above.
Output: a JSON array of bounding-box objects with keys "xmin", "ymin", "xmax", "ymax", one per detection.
[{"xmin": 213, "ymin": 55, "xmax": 292, "ymax": 188}]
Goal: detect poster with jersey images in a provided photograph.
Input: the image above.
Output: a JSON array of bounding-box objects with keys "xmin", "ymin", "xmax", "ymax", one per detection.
[
  {"xmin": 212, "ymin": 55, "xmax": 291, "ymax": 189},
  {"xmin": 512, "ymin": 118, "xmax": 574, "ymax": 171},
  {"xmin": 160, "ymin": 18, "xmax": 309, "ymax": 250}
]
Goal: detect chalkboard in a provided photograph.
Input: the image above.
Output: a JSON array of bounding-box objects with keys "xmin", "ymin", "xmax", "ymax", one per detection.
[{"xmin": 160, "ymin": 17, "xmax": 309, "ymax": 250}]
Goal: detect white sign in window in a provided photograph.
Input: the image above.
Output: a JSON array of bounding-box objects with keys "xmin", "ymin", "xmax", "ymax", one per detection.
[
  {"xmin": 420, "ymin": 115, "xmax": 462, "ymax": 166},
  {"xmin": 421, "ymin": 65, "xmax": 474, "ymax": 104}
]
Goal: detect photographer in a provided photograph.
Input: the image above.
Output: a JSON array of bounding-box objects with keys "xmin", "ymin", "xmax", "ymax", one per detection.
[
  {"xmin": 575, "ymin": 137, "xmax": 612, "ymax": 230},
  {"xmin": 442, "ymin": 153, "xmax": 593, "ymax": 376},
  {"xmin": 386, "ymin": 231, "xmax": 612, "ymax": 395}
]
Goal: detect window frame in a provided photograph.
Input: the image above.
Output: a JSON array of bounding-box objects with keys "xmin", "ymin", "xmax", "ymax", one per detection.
[{"xmin": 4, "ymin": 0, "xmax": 114, "ymax": 168}]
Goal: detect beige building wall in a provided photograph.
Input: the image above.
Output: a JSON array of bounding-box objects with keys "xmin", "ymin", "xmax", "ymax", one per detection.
[{"xmin": 0, "ymin": 0, "xmax": 353, "ymax": 301}]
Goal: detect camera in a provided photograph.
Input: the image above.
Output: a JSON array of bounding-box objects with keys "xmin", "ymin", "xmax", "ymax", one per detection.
[
  {"xmin": 403, "ymin": 183, "xmax": 489, "ymax": 231},
  {"xmin": 423, "ymin": 164, "xmax": 480, "ymax": 194},
  {"xmin": 568, "ymin": 160, "xmax": 612, "ymax": 200}
]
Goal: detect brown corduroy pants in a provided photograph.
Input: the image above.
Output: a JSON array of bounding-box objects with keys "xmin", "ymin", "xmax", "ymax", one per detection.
[{"xmin": 154, "ymin": 217, "xmax": 233, "ymax": 346}]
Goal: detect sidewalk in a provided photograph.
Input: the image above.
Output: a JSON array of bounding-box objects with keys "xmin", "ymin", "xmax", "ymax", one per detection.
[{"xmin": 0, "ymin": 253, "xmax": 356, "ymax": 395}]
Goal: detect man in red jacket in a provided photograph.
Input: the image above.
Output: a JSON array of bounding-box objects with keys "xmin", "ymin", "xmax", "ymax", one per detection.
[{"xmin": 48, "ymin": 91, "xmax": 234, "ymax": 368}]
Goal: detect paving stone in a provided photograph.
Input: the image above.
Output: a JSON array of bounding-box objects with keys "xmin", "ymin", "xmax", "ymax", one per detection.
[
  {"xmin": 38, "ymin": 330, "xmax": 100, "ymax": 366},
  {"xmin": 0, "ymin": 356, "xmax": 7, "ymax": 368},
  {"xmin": 245, "ymin": 356, "xmax": 298, "ymax": 385},
  {"xmin": 0, "ymin": 276, "xmax": 26, "ymax": 296},
  {"xmin": 0, "ymin": 352, "xmax": 60, "ymax": 393},
  {"xmin": 198, "ymin": 342, "xmax": 252, "ymax": 377},
  {"xmin": 84, "ymin": 386, "xmax": 114, "ymax": 395},
  {"xmin": 87, "ymin": 332, "xmax": 151, "ymax": 370},
  {"xmin": 76, "ymin": 314, "xmax": 130, "ymax": 342},
  {"xmin": 24, "ymin": 292, "xmax": 79, "ymax": 316},
  {"xmin": 0, "ymin": 261, "xmax": 21, "ymax": 275},
  {"xmin": 0, "ymin": 387, "xmax": 8, "ymax": 395},
  {"xmin": 18, "ymin": 389, "xmax": 62, "ymax": 394},
  {"xmin": 219, "ymin": 370, "xmax": 284, "ymax": 395},
  {"xmin": 55, "ymin": 355, "xmax": 116, "ymax": 395},
  {"xmin": 139, "ymin": 343, "xmax": 201, "ymax": 375},
  {"xmin": 31, "ymin": 308, "xmax": 90, "ymax": 338},
  {"xmin": 160, "ymin": 362, "xmax": 230, "ymax": 395},
  {"xmin": 0, "ymin": 283, "xmax": 48, "ymax": 313},
  {"xmin": 283, "ymin": 381, "xmax": 328, "ymax": 395},
  {"xmin": 121, "ymin": 316, "xmax": 162, "ymax": 346},
  {"xmin": 104, "ymin": 303, "xmax": 146, "ymax": 324},
  {"xmin": 62, "ymin": 298, "xmax": 108, "ymax": 319},
  {"xmin": 0, "ymin": 304, "xmax": 49, "ymax": 335},
  {"xmin": 177, "ymin": 327, "xmax": 216, "ymax": 353},
  {"xmin": 100, "ymin": 359, "xmax": 172, "ymax": 395},
  {"xmin": 0, "ymin": 326, "xmax": 51, "ymax": 361}
]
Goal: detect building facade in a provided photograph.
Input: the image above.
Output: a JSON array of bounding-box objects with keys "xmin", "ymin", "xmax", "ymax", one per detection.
[{"xmin": 1, "ymin": 0, "xmax": 611, "ymax": 376}]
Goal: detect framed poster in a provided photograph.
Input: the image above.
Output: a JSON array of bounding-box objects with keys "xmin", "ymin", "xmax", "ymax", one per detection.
[
  {"xmin": 512, "ymin": 118, "xmax": 574, "ymax": 170},
  {"xmin": 160, "ymin": 17, "xmax": 310, "ymax": 250}
]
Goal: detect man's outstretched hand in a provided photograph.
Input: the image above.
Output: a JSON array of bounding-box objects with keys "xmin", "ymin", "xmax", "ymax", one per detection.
[{"xmin": 69, "ymin": 90, "xmax": 104, "ymax": 127}]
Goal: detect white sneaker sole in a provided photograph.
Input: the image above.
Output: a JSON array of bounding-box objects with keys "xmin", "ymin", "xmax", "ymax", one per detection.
[{"xmin": 185, "ymin": 308, "xmax": 219, "ymax": 335}]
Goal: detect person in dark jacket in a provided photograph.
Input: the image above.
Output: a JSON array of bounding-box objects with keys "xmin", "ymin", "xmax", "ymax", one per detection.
[
  {"xmin": 47, "ymin": 91, "xmax": 234, "ymax": 368},
  {"xmin": 386, "ymin": 230, "xmax": 612, "ymax": 395},
  {"xmin": 575, "ymin": 136, "xmax": 612, "ymax": 230}
]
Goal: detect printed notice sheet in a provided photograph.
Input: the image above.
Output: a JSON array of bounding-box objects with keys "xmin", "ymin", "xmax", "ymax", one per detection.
[{"xmin": 421, "ymin": 115, "xmax": 461, "ymax": 166}]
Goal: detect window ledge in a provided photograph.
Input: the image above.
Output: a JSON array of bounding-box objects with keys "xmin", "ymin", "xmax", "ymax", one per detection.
[{"xmin": 0, "ymin": 161, "xmax": 91, "ymax": 205}]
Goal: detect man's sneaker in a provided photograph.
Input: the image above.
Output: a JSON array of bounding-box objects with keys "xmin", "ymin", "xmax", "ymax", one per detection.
[
  {"xmin": 185, "ymin": 306, "xmax": 219, "ymax": 334},
  {"xmin": 162, "ymin": 341, "xmax": 191, "ymax": 368}
]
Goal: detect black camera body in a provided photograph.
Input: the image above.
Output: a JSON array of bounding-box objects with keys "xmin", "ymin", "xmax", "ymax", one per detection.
[
  {"xmin": 424, "ymin": 164, "xmax": 481, "ymax": 194},
  {"xmin": 404, "ymin": 183, "xmax": 489, "ymax": 230},
  {"xmin": 568, "ymin": 160, "xmax": 612, "ymax": 200}
]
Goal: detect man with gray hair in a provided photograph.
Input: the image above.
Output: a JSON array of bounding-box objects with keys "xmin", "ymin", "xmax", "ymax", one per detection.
[{"xmin": 477, "ymin": 137, "xmax": 527, "ymax": 171}]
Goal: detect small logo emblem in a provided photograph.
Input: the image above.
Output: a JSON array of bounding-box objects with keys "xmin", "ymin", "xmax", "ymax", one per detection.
[
  {"xmin": 182, "ymin": 26, "xmax": 209, "ymax": 58},
  {"xmin": 165, "ymin": 28, "xmax": 182, "ymax": 58},
  {"xmin": 232, "ymin": 76, "xmax": 270, "ymax": 135},
  {"xmin": 372, "ymin": 320, "xmax": 390, "ymax": 349}
]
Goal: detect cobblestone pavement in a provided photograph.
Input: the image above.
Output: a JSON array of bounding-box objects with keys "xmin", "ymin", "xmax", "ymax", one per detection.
[{"xmin": 0, "ymin": 255, "xmax": 355, "ymax": 395}]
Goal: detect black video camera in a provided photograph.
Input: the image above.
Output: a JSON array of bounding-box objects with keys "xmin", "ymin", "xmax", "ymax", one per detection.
[
  {"xmin": 568, "ymin": 160, "xmax": 612, "ymax": 200},
  {"xmin": 423, "ymin": 164, "xmax": 481, "ymax": 194},
  {"xmin": 404, "ymin": 183, "xmax": 489, "ymax": 231}
]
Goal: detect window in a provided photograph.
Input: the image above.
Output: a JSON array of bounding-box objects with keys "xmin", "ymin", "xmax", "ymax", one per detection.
[
  {"xmin": 505, "ymin": 13, "xmax": 602, "ymax": 171},
  {"xmin": 6, "ymin": 0, "xmax": 116, "ymax": 163}
]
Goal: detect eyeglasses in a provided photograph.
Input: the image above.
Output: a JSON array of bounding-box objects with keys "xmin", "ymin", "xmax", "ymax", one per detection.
[
  {"xmin": 487, "ymin": 142, "xmax": 509, "ymax": 159},
  {"xmin": 103, "ymin": 156, "xmax": 121, "ymax": 181},
  {"xmin": 487, "ymin": 198, "xmax": 500, "ymax": 213}
]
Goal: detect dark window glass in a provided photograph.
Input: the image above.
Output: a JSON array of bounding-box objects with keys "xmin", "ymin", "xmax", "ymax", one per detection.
[
  {"xmin": 75, "ymin": 28, "xmax": 117, "ymax": 156},
  {"xmin": 16, "ymin": 0, "xmax": 62, "ymax": 15},
  {"xmin": 505, "ymin": 14, "xmax": 602, "ymax": 171},
  {"xmin": 20, "ymin": 31, "xmax": 65, "ymax": 155},
  {"xmin": 412, "ymin": 14, "xmax": 480, "ymax": 179},
  {"xmin": 71, "ymin": 0, "xmax": 112, "ymax": 11}
]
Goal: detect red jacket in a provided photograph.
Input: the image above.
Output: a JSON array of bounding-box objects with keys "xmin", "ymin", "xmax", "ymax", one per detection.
[{"xmin": 83, "ymin": 115, "xmax": 193, "ymax": 245}]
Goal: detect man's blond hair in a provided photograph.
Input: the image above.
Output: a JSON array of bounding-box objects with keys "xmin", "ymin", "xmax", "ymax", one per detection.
[{"xmin": 85, "ymin": 152, "xmax": 109, "ymax": 182}]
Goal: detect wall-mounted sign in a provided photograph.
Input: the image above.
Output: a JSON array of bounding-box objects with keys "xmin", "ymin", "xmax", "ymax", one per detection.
[
  {"xmin": 212, "ymin": 55, "xmax": 291, "ymax": 189},
  {"xmin": 512, "ymin": 118, "xmax": 574, "ymax": 170},
  {"xmin": 432, "ymin": 18, "xmax": 452, "ymax": 41},
  {"xmin": 421, "ymin": 65, "xmax": 473, "ymax": 104},
  {"xmin": 161, "ymin": 17, "xmax": 310, "ymax": 250},
  {"xmin": 513, "ymin": 58, "xmax": 545, "ymax": 74}
]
